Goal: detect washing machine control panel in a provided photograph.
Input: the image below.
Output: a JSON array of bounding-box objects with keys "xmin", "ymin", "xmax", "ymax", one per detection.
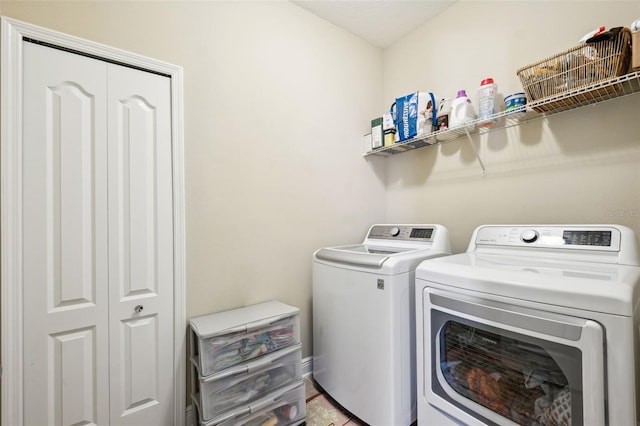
[
  {"xmin": 475, "ymin": 225, "xmax": 621, "ymax": 251},
  {"xmin": 367, "ymin": 225, "xmax": 434, "ymax": 241}
]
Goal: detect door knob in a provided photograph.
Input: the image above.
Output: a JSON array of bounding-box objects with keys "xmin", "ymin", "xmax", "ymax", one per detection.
[{"xmin": 134, "ymin": 304, "xmax": 144, "ymax": 313}]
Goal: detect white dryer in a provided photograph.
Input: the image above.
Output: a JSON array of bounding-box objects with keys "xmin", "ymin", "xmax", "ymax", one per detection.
[
  {"xmin": 313, "ymin": 224, "xmax": 451, "ymax": 426},
  {"xmin": 415, "ymin": 224, "xmax": 640, "ymax": 426}
]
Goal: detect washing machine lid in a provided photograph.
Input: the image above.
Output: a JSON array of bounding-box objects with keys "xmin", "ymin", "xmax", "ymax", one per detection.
[
  {"xmin": 314, "ymin": 244, "xmax": 415, "ymax": 268},
  {"xmin": 314, "ymin": 224, "xmax": 452, "ymax": 272}
]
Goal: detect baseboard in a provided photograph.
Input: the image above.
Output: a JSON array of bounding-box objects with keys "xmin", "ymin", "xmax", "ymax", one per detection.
[
  {"xmin": 302, "ymin": 355, "xmax": 313, "ymax": 377},
  {"xmin": 186, "ymin": 404, "xmax": 194, "ymax": 426}
]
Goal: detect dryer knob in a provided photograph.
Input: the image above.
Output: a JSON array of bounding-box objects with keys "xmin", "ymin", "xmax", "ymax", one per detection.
[
  {"xmin": 390, "ymin": 227, "xmax": 400, "ymax": 237},
  {"xmin": 521, "ymin": 230, "xmax": 539, "ymax": 243}
]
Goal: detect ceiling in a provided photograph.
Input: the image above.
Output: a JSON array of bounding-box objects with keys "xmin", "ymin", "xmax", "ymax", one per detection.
[{"xmin": 291, "ymin": 0, "xmax": 457, "ymax": 48}]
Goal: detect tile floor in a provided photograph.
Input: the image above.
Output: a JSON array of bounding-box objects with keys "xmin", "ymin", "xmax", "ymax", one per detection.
[{"xmin": 304, "ymin": 376, "xmax": 366, "ymax": 426}]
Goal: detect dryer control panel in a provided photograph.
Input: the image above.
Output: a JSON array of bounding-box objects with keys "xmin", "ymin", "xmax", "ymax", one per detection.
[
  {"xmin": 474, "ymin": 225, "xmax": 621, "ymax": 252},
  {"xmin": 367, "ymin": 225, "xmax": 434, "ymax": 242}
]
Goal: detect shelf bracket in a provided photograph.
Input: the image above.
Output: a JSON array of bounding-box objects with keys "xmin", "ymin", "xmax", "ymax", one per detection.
[{"xmin": 464, "ymin": 130, "xmax": 487, "ymax": 176}]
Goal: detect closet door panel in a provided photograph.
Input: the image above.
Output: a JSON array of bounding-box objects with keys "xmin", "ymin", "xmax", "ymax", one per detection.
[
  {"xmin": 51, "ymin": 328, "xmax": 98, "ymax": 425},
  {"xmin": 22, "ymin": 42, "xmax": 109, "ymax": 426},
  {"xmin": 108, "ymin": 63, "xmax": 174, "ymax": 426},
  {"xmin": 52, "ymin": 82, "xmax": 97, "ymax": 308},
  {"xmin": 120, "ymin": 316, "xmax": 160, "ymax": 413},
  {"xmin": 116, "ymin": 95, "xmax": 159, "ymax": 297}
]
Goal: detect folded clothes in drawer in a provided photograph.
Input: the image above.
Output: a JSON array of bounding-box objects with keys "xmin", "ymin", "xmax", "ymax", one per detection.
[
  {"xmin": 192, "ymin": 345, "xmax": 302, "ymax": 421},
  {"xmin": 190, "ymin": 301, "xmax": 301, "ymax": 376},
  {"xmin": 194, "ymin": 381, "xmax": 305, "ymax": 426}
]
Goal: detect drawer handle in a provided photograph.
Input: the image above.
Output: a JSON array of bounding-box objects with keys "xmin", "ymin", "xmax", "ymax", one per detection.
[{"xmin": 134, "ymin": 304, "xmax": 144, "ymax": 313}]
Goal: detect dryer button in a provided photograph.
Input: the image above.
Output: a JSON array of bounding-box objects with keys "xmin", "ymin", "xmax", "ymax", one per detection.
[
  {"xmin": 390, "ymin": 227, "xmax": 400, "ymax": 237},
  {"xmin": 521, "ymin": 230, "xmax": 539, "ymax": 243}
]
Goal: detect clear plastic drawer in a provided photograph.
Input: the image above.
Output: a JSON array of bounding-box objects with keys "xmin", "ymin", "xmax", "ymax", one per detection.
[
  {"xmin": 190, "ymin": 301, "xmax": 300, "ymax": 377},
  {"xmin": 192, "ymin": 345, "xmax": 302, "ymax": 421},
  {"xmin": 194, "ymin": 381, "xmax": 305, "ymax": 426}
]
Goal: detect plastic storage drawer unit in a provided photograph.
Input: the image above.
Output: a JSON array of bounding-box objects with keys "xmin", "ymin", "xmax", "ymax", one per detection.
[
  {"xmin": 193, "ymin": 381, "xmax": 305, "ymax": 426},
  {"xmin": 190, "ymin": 301, "xmax": 300, "ymax": 377},
  {"xmin": 191, "ymin": 344, "xmax": 302, "ymax": 421}
]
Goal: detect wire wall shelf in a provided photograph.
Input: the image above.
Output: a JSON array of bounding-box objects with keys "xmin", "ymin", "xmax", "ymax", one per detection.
[{"xmin": 364, "ymin": 71, "xmax": 640, "ymax": 160}]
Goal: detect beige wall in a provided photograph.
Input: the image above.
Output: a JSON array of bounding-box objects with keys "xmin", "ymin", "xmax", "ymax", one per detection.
[
  {"xmin": 382, "ymin": 1, "xmax": 640, "ymax": 253},
  {"xmin": 0, "ymin": 0, "xmax": 387, "ymax": 360},
  {"xmin": 3, "ymin": 0, "xmax": 640, "ymax": 401}
]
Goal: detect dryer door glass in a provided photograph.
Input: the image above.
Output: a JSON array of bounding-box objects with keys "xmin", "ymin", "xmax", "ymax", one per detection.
[{"xmin": 437, "ymin": 319, "xmax": 578, "ymax": 425}]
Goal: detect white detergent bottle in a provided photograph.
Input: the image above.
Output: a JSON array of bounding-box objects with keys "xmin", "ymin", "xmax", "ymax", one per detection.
[{"xmin": 449, "ymin": 90, "xmax": 475, "ymax": 132}]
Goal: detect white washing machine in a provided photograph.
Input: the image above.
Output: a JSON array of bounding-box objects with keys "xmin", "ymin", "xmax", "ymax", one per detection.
[
  {"xmin": 415, "ymin": 224, "xmax": 640, "ymax": 426},
  {"xmin": 313, "ymin": 224, "xmax": 451, "ymax": 426}
]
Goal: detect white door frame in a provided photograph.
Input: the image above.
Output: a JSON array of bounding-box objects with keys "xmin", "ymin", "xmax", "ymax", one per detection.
[{"xmin": 1, "ymin": 17, "xmax": 187, "ymax": 426}]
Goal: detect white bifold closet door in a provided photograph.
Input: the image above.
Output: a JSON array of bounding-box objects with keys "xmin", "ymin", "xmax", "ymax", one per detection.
[{"xmin": 22, "ymin": 41, "xmax": 174, "ymax": 425}]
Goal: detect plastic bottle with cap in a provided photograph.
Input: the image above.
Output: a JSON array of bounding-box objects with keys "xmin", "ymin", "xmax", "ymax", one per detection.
[
  {"xmin": 449, "ymin": 90, "xmax": 475, "ymax": 131},
  {"xmin": 477, "ymin": 78, "xmax": 497, "ymax": 128}
]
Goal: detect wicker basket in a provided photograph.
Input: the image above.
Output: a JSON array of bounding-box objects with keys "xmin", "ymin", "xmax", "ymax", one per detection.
[{"xmin": 517, "ymin": 27, "xmax": 632, "ymax": 113}]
